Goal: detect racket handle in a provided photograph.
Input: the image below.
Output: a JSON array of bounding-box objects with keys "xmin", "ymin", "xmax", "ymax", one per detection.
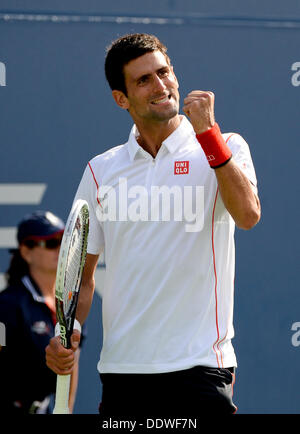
[{"xmin": 53, "ymin": 374, "xmax": 71, "ymax": 414}]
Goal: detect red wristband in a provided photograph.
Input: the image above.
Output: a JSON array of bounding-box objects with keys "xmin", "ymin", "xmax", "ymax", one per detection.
[{"xmin": 196, "ymin": 123, "xmax": 232, "ymax": 168}]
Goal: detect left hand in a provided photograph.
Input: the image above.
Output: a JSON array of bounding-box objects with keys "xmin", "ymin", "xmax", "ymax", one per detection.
[{"xmin": 183, "ymin": 90, "xmax": 215, "ymax": 134}]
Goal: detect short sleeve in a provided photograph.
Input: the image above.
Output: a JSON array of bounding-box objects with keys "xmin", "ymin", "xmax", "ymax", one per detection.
[
  {"xmin": 73, "ymin": 163, "xmax": 105, "ymax": 255},
  {"xmin": 225, "ymin": 133, "xmax": 258, "ymax": 190}
]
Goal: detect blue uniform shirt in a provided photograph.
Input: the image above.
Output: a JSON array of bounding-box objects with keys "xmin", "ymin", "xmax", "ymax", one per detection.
[{"xmin": 0, "ymin": 275, "xmax": 85, "ymax": 413}]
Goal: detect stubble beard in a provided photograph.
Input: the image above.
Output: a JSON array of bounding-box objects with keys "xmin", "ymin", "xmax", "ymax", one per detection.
[{"xmin": 148, "ymin": 94, "xmax": 180, "ymax": 123}]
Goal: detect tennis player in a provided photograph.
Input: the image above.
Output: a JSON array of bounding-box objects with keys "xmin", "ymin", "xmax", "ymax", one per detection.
[{"xmin": 46, "ymin": 33, "xmax": 261, "ymax": 415}]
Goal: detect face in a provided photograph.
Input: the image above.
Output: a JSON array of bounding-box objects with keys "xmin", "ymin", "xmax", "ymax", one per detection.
[
  {"xmin": 113, "ymin": 50, "xmax": 180, "ymax": 125},
  {"xmin": 20, "ymin": 236, "xmax": 62, "ymax": 276}
]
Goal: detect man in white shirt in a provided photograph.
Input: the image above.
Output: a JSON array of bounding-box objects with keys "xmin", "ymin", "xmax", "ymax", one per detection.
[{"xmin": 46, "ymin": 33, "xmax": 260, "ymax": 416}]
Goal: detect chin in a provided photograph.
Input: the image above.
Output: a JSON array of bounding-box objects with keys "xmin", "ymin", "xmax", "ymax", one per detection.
[{"xmin": 153, "ymin": 106, "xmax": 179, "ymax": 121}]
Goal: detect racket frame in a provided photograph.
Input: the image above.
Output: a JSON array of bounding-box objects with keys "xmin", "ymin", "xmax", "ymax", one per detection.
[{"xmin": 53, "ymin": 199, "xmax": 89, "ymax": 414}]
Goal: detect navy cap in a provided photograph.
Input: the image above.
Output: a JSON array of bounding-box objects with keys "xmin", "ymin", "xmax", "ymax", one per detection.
[{"xmin": 17, "ymin": 211, "xmax": 65, "ymax": 244}]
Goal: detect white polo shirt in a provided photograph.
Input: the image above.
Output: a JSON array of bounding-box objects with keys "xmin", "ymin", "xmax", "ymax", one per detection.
[{"xmin": 74, "ymin": 115, "xmax": 257, "ymax": 374}]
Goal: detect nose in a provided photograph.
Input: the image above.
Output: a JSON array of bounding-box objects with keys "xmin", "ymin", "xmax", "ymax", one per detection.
[{"xmin": 153, "ymin": 74, "xmax": 166, "ymax": 92}]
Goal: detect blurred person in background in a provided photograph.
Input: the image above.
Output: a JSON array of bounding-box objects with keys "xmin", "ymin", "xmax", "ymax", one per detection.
[{"xmin": 0, "ymin": 211, "xmax": 82, "ymax": 414}]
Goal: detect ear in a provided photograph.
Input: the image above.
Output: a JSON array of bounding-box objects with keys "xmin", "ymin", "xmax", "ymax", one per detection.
[
  {"xmin": 19, "ymin": 244, "xmax": 32, "ymax": 264},
  {"xmin": 112, "ymin": 90, "xmax": 130, "ymax": 110},
  {"xmin": 170, "ymin": 65, "xmax": 179, "ymax": 88}
]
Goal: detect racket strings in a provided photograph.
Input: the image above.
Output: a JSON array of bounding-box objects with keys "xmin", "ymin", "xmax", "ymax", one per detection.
[{"xmin": 63, "ymin": 213, "xmax": 87, "ymax": 315}]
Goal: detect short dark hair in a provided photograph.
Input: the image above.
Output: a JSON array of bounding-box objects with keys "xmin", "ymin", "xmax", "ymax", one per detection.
[{"xmin": 105, "ymin": 33, "xmax": 170, "ymax": 95}]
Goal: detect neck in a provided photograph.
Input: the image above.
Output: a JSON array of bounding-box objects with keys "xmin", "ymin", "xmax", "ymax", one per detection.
[
  {"xmin": 135, "ymin": 115, "xmax": 181, "ymax": 158},
  {"xmin": 29, "ymin": 268, "xmax": 56, "ymax": 299}
]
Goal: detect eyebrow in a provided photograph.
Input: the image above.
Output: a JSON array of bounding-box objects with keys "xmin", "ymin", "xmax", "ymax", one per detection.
[
  {"xmin": 135, "ymin": 66, "xmax": 170, "ymax": 83},
  {"xmin": 136, "ymin": 73, "xmax": 151, "ymax": 83}
]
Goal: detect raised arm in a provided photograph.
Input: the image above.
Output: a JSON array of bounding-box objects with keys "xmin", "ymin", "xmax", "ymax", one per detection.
[
  {"xmin": 183, "ymin": 90, "xmax": 261, "ymax": 230},
  {"xmin": 214, "ymin": 158, "xmax": 260, "ymax": 229}
]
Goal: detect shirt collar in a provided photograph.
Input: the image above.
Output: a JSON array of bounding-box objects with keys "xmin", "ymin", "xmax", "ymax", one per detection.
[
  {"xmin": 126, "ymin": 115, "xmax": 195, "ymax": 161},
  {"xmin": 22, "ymin": 275, "xmax": 45, "ymax": 304},
  {"xmin": 126, "ymin": 124, "xmax": 141, "ymax": 161}
]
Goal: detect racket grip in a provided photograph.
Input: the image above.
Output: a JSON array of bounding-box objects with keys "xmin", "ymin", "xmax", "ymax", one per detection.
[{"xmin": 53, "ymin": 374, "xmax": 71, "ymax": 414}]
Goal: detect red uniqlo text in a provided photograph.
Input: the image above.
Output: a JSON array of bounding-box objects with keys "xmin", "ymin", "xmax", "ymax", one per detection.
[{"xmin": 174, "ymin": 161, "xmax": 189, "ymax": 175}]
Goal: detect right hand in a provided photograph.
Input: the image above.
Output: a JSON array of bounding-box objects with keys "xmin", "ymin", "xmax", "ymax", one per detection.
[{"xmin": 46, "ymin": 330, "xmax": 81, "ymax": 375}]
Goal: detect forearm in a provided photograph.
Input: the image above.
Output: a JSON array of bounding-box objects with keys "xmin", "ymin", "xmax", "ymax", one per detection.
[
  {"xmin": 68, "ymin": 349, "xmax": 80, "ymax": 413},
  {"xmin": 75, "ymin": 253, "xmax": 99, "ymax": 325},
  {"xmin": 76, "ymin": 277, "xmax": 95, "ymax": 325},
  {"xmin": 215, "ymin": 158, "xmax": 261, "ymax": 230}
]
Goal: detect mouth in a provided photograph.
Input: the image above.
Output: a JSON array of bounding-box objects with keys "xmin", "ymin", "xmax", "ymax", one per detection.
[{"xmin": 150, "ymin": 94, "xmax": 172, "ymax": 105}]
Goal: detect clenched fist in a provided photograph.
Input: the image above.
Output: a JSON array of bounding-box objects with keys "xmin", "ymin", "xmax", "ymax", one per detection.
[{"xmin": 183, "ymin": 91, "xmax": 215, "ymax": 134}]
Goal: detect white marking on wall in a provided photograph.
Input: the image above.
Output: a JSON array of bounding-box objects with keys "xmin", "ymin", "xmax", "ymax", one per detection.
[
  {"xmin": 0, "ymin": 62, "xmax": 6, "ymax": 86},
  {"xmin": 0, "ymin": 183, "xmax": 47, "ymax": 204},
  {"xmin": 0, "ymin": 228, "xmax": 17, "ymax": 248}
]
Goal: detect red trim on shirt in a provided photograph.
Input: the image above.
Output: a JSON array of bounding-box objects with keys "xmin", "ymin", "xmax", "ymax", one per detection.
[
  {"xmin": 226, "ymin": 133, "xmax": 236, "ymax": 143},
  {"xmin": 211, "ymin": 134, "xmax": 235, "ymax": 367},
  {"xmin": 212, "ymin": 188, "xmax": 221, "ymax": 367},
  {"xmin": 88, "ymin": 161, "xmax": 102, "ymax": 208}
]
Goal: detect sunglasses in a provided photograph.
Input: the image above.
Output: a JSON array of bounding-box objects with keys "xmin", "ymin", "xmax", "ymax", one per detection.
[{"xmin": 23, "ymin": 238, "xmax": 62, "ymax": 250}]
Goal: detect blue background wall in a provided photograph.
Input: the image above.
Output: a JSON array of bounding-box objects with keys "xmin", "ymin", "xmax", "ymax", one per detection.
[{"xmin": 0, "ymin": 1, "xmax": 300, "ymax": 414}]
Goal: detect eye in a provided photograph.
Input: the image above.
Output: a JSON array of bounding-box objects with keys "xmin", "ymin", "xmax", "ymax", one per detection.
[
  {"xmin": 158, "ymin": 68, "xmax": 169, "ymax": 78},
  {"xmin": 137, "ymin": 75, "xmax": 150, "ymax": 86}
]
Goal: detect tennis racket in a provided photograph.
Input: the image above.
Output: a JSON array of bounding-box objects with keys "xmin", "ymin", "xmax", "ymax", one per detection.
[{"xmin": 52, "ymin": 199, "xmax": 89, "ymax": 414}]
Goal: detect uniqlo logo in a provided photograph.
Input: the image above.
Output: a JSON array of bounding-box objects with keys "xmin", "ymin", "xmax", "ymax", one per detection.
[{"xmin": 174, "ymin": 161, "xmax": 189, "ymax": 175}]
